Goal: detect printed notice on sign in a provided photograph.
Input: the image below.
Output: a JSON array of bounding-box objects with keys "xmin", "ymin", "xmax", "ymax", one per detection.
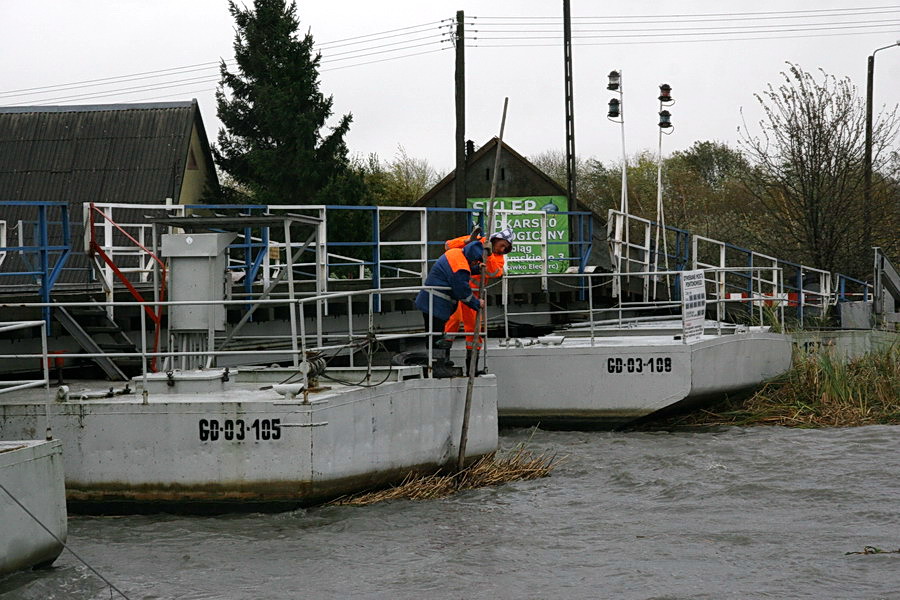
[
  {"xmin": 468, "ymin": 196, "xmax": 569, "ymax": 274},
  {"xmin": 681, "ymin": 269, "xmax": 706, "ymax": 344}
]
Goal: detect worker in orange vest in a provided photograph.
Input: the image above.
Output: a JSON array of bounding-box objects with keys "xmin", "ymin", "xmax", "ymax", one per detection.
[{"xmin": 444, "ymin": 227, "xmax": 514, "ymax": 375}]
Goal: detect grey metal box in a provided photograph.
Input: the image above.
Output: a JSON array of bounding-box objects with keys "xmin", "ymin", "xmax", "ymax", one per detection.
[{"xmin": 162, "ymin": 233, "xmax": 237, "ymax": 332}]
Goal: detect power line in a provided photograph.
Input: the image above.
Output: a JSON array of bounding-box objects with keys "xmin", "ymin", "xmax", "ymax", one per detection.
[
  {"xmin": 318, "ymin": 20, "xmax": 452, "ymax": 50},
  {"xmin": 465, "ymin": 27, "xmax": 900, "ymax": 48},
  {"xmin": 0, "ymin": 23, "xmax": 450, "ymax": 100},
  {"xmin": 322, "ymin": 46, "xmax": 451, "ymax": 72},
  {"xmin": 466, "ymin": 20, "xmax": 900, "ymax": 41},
  {"xmin": 317, "ymin": 19, "xmax": 450, "ymax": 48},
  {"xmin": 469, "ymin": 18, "xmax": 900, "ymax": 34},
  {"xmin": 470, "ymin": 5, "xmax": 900, "ymax": 20},
  {"xmin": 0, "ymin": 61, "xmax": 224, "ymax": 97},
  {"xmin": 467, "ymin": 8, "xmax": 900, "ymax": 28},
  {"xmin": 123, "ymin": 45, "xmax": 454, "ymax": 102},
  {"xmin": 321, "ymin": 32, "xmax": 450, "ymax": 60}
]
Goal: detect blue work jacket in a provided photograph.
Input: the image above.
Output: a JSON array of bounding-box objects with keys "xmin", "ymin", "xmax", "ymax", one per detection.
[{"xmin": 415, "ymin": 240, "xmax": 483, "ymax": 320}]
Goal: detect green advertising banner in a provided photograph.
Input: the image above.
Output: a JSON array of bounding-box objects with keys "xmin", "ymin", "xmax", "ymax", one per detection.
[{"xmin": 467, "ymin": 196, "xmax": 569, "ymax": 274}]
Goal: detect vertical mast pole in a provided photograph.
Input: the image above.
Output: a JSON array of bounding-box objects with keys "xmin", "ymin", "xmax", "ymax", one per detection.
[
  {"xmin": 454, "ymin": 11, "xmax": 467, "ymax": 209},
  {"xmin": 458, "ymin": 98, "xmax": 508, "ymax": 472}
]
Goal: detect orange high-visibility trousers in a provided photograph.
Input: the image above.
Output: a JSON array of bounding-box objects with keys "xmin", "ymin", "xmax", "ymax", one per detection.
[{"xmin": 444, "ymin": 301, "xmax": 483, "ymax": 350}]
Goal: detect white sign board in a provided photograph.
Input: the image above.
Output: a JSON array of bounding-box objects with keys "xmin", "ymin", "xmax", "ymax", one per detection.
[{"xmin": 681, "ymin": 270, "xmax": 707, "ymax": 344}]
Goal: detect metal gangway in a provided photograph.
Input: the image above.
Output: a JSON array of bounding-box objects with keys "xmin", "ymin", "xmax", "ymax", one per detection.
[{"xmin": 606, "ymin": 209, "xmax": 876, "ymax": 328}]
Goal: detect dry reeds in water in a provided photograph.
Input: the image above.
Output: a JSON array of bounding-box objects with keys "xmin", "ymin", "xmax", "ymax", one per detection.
[
  {"xmin": 330, "ymin": 445, "xmax": 560, "ymax": 506},
  {"xmin": 663, "ymin": 344, "xmax": 899, "ymax": 428}
]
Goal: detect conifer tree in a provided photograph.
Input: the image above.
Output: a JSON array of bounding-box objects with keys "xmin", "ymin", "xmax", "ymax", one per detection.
[{"xmin": 214, "ymin": 0, "xmax": 353, "ymax": 205}]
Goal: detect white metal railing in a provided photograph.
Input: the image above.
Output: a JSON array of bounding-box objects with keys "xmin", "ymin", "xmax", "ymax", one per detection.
[
  {"xmin": 692, "ymin": 235, "xmax": 832, "ymax": 327},
  {"xmin": 499, "ymin": 266, "xmax": 785, "ymax": 345},
  {"xmin": 0, "ymin": 285, "xmax": 459, "ymax": 385},
  {"xmin": 606, "ymin": 209, "xmax": 686, "ymax": 301},
  {"xmin": 85, "ymin": 202, "xmax": 577, "ymax": 288},
  {"xmin": 0, "ymin": 320, "xmax": 50, "ymax": 395},
  {"xmin": 607, "ymin": 209, "xmax": 876, "ymax": 328}
]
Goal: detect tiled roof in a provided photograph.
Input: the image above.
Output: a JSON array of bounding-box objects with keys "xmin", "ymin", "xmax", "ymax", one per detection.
[{"xmin": 0, "ymin": 101, "xmax": 216, "ymax": 288}]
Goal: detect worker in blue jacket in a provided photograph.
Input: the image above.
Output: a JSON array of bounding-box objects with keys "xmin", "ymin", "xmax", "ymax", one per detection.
[{"xmin": 414, "ymin": 239, "xmax": 484, "ymax": 377}]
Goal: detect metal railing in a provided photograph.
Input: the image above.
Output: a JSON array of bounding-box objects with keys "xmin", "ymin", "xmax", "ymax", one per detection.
[
  {"xmin": 72, "ymin": 201, "xmax": 592, "ymax": 318},
  {"xmin": 607, "ymin": 209, "xmax": 875, "ymax": 328},
  {"xmin": 606, "ymin": 209, "xmax": 691, "ymax": 301},
  {"xmin": 498, "ymin": 266, "xmax": 785, "ymax": 345},
  {"xmin": 0, "ymin": 285, "xmax": 459, "ymax": 383},
  {"xmin": 0, "ymin": 201, "xmax": 72, "ymax": 329},
  {"xmin": 0, "ymin": 320, "xmax": 49, "ymax": 394}
]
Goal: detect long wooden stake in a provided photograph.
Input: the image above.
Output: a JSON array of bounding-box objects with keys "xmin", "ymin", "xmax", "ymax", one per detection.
[{"xmin": 457, "ymin": 97, "xmax": 508, "ymax": 471}]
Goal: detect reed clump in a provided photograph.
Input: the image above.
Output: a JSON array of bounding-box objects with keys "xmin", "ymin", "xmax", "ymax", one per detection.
[
  {"xmin": 330, "ymin": 445, "xmax": 560, "ymax": 506},
  {"xmin": 663, "ymin": 345, "xmax": 899, "ymax": 428}
]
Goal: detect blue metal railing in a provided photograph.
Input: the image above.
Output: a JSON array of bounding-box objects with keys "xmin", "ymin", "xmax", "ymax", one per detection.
[{"xmin": 0, "ymin": 201, "xmax": 72, "ymax": 329}]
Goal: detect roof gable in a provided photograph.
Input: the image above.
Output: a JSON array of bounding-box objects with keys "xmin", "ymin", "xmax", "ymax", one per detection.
[{"xmin": 416, "ymin": 137, "xmax": 567, "ymax": 206}]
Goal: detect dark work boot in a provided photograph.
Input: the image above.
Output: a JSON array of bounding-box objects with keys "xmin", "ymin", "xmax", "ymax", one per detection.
[
  {"xmin": 465, "ymin": 349, "xmax": 484, "ymax": 377},
  {"xmin": 432, "ymin": 345, "xmax": 461, "ymax": 378},
  {"xmin": 432, "ymin": 359, "xmax": 460, "ymax": 379}
]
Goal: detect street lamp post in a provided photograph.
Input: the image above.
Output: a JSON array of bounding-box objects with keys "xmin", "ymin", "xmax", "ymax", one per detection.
[
  {"xmin": 864, "ymin": 41, "xmax": 900, "ymax": 252},
  {"xmin": 607, "ymin": 70, "xmax": 628, "ymax": 214},
  {"xmin": 655, "ymin": 85, "xmax": 674, "ymax": 300},
  {"xmin": 607, "ymin": 70, "xmax": 628, "ymax": 297}
]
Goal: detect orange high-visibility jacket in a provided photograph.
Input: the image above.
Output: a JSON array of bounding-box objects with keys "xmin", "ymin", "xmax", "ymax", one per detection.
[
  {"xmin": 443, "ymin": 235, "xmax": 506, "ymax": 350},
  {"xmin": 444, "ymin": 235, "xmax": 505, "ymax": 288}
]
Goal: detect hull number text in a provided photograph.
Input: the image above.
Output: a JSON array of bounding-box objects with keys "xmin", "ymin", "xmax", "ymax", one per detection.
[
  {"xmin": 199, "ymin": 418, "xmax": 282, "ymax": 442},
  {"xmin": 607, "ymin": 357, "xmax": 673, "ymax": 374}
]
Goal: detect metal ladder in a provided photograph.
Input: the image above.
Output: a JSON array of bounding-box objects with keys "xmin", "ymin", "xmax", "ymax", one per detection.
[{"xmin": 52, "ymin": 302, "xmax": 135, "ymax": 381}]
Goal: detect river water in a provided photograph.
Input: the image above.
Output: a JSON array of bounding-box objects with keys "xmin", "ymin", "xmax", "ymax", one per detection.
[{"xmin": 2, "ymin": 425, "xmax": 898, "ymax": 600}]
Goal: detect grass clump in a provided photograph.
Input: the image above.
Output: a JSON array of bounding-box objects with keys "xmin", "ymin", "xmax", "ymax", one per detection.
[
  {"xmin": 329, "ymin": 445, "xmax": 560, "ymax": 506},
  {"xmin": 662, "ymin": 345, "xmax": 899, "ymax": 428}
]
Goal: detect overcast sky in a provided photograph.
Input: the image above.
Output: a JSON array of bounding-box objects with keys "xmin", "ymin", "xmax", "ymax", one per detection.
[{"xmin": 3, "ymin": 1, "xmax": 900, "ymax": 175}]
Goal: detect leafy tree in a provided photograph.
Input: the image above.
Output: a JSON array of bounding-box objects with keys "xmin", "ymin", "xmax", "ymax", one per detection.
[
  {"xmin": 738, "ymin": 63, "xmax": 900, "ymax": 277},
  {"xmin": 362, "ymin": 146, "xmax": 441, "ymax": 207},
  {"xmin": 213, "ymin": 0, "xmax": 354, "ymax": 206},
  {"xmin": 665, "ymin": 141, "xmax": 751, "ymax": 240}
]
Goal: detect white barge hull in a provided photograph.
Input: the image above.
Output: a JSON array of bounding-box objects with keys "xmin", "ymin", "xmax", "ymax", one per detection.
[
  {"xmin": 0, "ymin": 440, "xmax": 67, "ymax": 575},
  {"xmin": 0, "ymin": 377, "xmax": 497, "ymax": 511},
  {"xmin": 476, "ymin": 331, "xmax": 791, "ymax": 427}
]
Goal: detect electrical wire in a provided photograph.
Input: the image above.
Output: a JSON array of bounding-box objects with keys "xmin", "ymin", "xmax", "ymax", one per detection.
[
  {"xmin": 0, "ymin": 482, "xmax": 132, "ymax": 600},
  {"xmin": 322, "ymin": 46, "xmax": 450, "ymax": 71},
  {"xmin": 467, "ymin": 8, "xmax": 900, "ymax": 27},
  {"xmin": 323, "ymin": 32, "xmax": 450, "ymax": 59},
  {"xmin": 317, "ymin": 19, "xmax": 452, "ymax": 50},
  {"xmin": 1, "ymin": 24, "xmax": 450, "ymax": 104},
  {"xmin": 465, "ymin": 27, "xmax": 900, "ymax": 48},
  {"xmin": 466, "ymin": 20, "xmax": 900, "ymax": 41},
  {"xmin": 469, "ymin": 5, "xmax": 900, "ymax": 20},
  {"xmin": 468, "ymin": 17, "xmax": 900, "ymax": 33},
  {"xmin": 273, "ymin": 332, "xmax": 395, "ymax": 389},
  {"xmin": 317, "ymin": 19, "xmax": 450, "ymax": 48},
  {"xmin": 321, "ymin": 37, "xmax": 450, "ymax": 63}
]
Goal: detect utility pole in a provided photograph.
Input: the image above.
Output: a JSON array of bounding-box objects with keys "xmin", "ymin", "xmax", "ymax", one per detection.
[
  {"xmin": 563, "ymin": 0, "xmax": 577, "ymax": 210},
  {"xmin": 865, "ymin": 53, "xmax": 874, "ymax": 252},
  {"xmin": 454, "ymin": 10, "xmax": 467, "ymax": 209},
  {"xmin": 864, "ymin": 41, "xmax": 899, "ymax": 253}
]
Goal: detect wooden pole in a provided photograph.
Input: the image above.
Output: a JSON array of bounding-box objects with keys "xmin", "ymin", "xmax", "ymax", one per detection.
[
  {"xmin": 454, "ymin": 10, "xmax": 467, "ymax": 209},
  {"xmin": 457, "ymin": 97, "xmax": 508, "ymax": 472}
]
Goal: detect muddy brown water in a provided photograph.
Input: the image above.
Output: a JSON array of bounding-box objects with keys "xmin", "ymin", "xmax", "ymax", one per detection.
[{"xmin": 2, "ymin": 426, "xmax": 898, "ymax": 599}]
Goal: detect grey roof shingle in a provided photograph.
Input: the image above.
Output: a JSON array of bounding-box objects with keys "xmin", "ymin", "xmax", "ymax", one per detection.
[{"xmin": 0, "ymin": 101, "xmax": 218, "ymax": 289}]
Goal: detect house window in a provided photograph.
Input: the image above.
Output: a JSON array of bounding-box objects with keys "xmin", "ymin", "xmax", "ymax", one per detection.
[
  {"xmin": 485, "ymin": 168, "xmax": 490, "ymax": 181},
  {"xmin": 501, "ymin": 168, "xmax": 505, "ymax": 181}
]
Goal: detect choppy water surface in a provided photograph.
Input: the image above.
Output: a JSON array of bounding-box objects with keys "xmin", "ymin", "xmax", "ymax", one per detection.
[{"xmin": 2, "ymin": 426, "xmax": 898, "ymax": 600}]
